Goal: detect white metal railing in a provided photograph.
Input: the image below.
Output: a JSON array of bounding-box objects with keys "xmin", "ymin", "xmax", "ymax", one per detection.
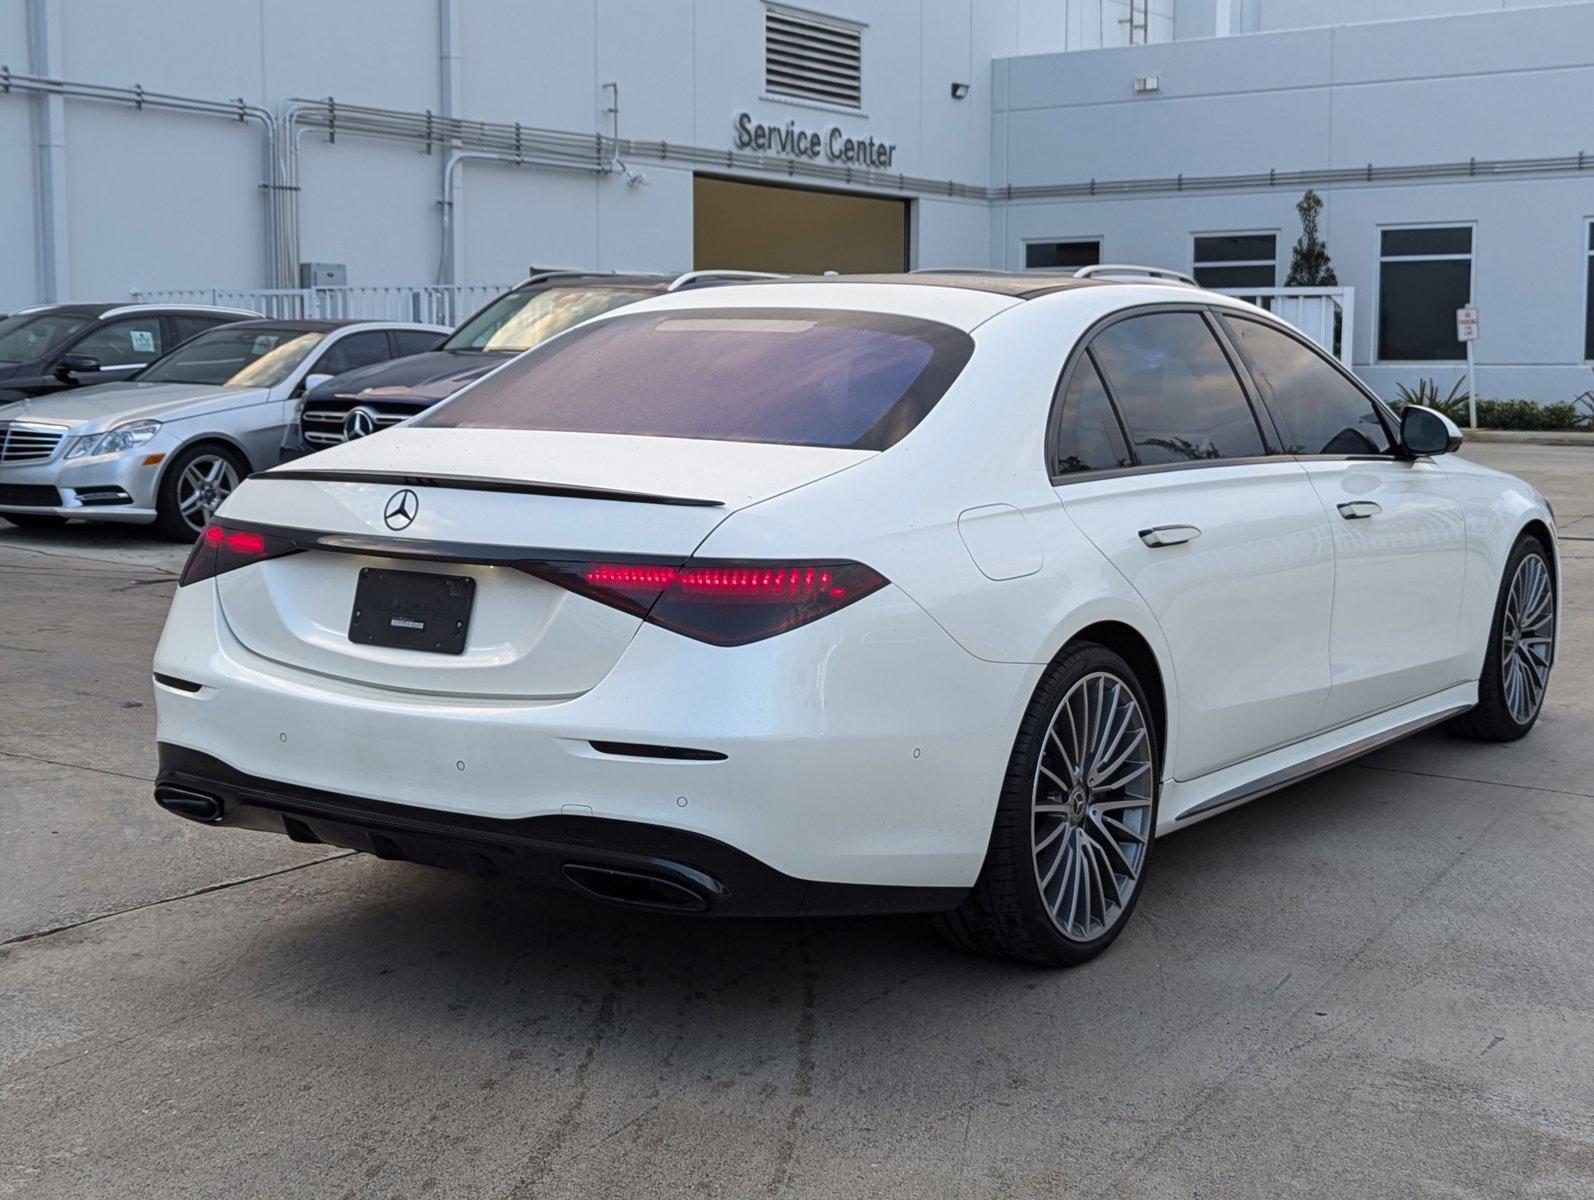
[
  {"xmin": 127, "ymin": 284, "xmax": 512, "ymax": 328},
  {"xmin": 1216, "ymin": 286, "xmax": 1355, "ymax": 364}
]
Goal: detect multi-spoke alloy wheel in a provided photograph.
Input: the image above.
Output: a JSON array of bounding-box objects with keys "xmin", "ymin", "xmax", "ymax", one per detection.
[
  {"xmin": 1031, "ymin": 671, "xmax": 1154, "ymax": 942},
  {"xmin": 177, "ymin": 454, "xmax": 240, "ymax": 534},
  {"xmin": 934, "ymin": 643, "xmax": 1159, "ymax": 966},
  {"xmin": 1451, "ymin": 534, "xmax": 1555, "ymax": 743},
  {"xmin": 1500, "ymin": 552, "xmax": 1554, "ymax": 725},
  {"xmin": 155, "ymin": 444, "xmax": 247, "ymax": 542}
]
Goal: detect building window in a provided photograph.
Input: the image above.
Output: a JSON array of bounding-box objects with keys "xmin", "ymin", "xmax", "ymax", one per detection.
[
  {"xmin": 1192, "ymin": 233, "xmax": 1276, "ymax": 288},
  {"xmin": 1026, "ymin": 240, "xmax": 1100, "ymax": 270},
  {"xmin": 764, "ymin": 4, "xmax": 862, "ymax": 110},
  {"xmin": 1585, "ymin": 222, "xmax": 1593, "ymax": 361},
  {"xmin": 1378, "ymin": 225, "xmax": 1473, "ymax": 361}
]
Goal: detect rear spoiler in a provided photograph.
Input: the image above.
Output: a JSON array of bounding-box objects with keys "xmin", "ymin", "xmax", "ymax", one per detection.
[{"xmin": 256, "ymin": 468, "xmax": 723, "ymax": 508}]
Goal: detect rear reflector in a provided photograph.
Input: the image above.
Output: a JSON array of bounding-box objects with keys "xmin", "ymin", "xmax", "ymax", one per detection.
[
  {"xmin": 518, "ymin": 558, "xmax": 888, "ymax": 646},
  {"xmin": 180, "ymin": 523, "xmax": 300, "ymax": 586}
]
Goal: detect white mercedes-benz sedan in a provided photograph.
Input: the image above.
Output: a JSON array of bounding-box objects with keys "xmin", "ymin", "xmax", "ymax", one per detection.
[{"xmin": 150, "ymin": 269, "xmax": 1558, "ymax": 965}]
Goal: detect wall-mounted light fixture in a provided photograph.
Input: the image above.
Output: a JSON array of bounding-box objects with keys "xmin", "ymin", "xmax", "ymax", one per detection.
[
  {"xmin": 1132, "ymin": 75, "xmax": 1161, "ymax": 94},
  {"xmin": 950, "ymin": 82, "xmax": 970, "ymax": 100}
]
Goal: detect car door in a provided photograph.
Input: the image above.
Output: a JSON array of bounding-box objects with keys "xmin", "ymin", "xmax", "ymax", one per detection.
[
  {"xmin": 1052, "ymin": 308, "xmax": 1336, "ymax": 782},
  {"xmin": 1216, "ymin": 312, "xmax": 1468, "ymax": 726}
]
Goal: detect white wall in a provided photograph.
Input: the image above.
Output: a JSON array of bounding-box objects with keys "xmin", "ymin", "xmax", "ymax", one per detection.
[
  {"xmin": 995, "ymin": 3, "xmax": 1594, "ymax": 401},
  {"xmin": 0, "ymin": 0, "xmax": 1014, "ymax": 306}
]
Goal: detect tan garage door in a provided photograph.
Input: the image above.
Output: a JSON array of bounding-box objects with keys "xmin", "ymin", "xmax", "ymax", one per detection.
[{"xmin": 693, "ymin": 176, "xmax": 909, "ymax": 275}]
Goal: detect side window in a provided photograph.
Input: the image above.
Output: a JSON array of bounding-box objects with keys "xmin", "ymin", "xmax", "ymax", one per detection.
[
  {"xmin": 70, "ymin": 317, "xmax": 163, "ymax": 367},
  {"xmin": 172, "ymin": 315, "xmax": 230, "ymax": 343},
  {"xmin": 1053, "ymin": 355, "xmax": 1131, "ymax": 475},
  {"xmin": 310, "ymin": 331, "xmax": 393, "ymax": 378},
  {"xmin": 393, "ymin": 329, "xmax": 444, "ymax": 357},
  {"xmin": 1220, "ymin": 316, "xmax": 1391, "ymax": 456},
  {"xmin": 1088, "ymin": 312, "xmax": 1265, "ymax": 464}
]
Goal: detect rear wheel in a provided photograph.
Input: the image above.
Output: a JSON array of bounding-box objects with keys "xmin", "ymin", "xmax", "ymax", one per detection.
[
  {"xmin": 1450, "ymin": 533, "xmax": 1555, "ymax": 741},
  {"xmin": 154, "ymin": 443, "xmax": 246, "ymax": 542},
  {"xmin": 1, "ymin": 512, "xmax": 67, "ymax": 530},
  {"xmin": 934, "ymin": 642, "xmax": 1158, "ymax": 966}
]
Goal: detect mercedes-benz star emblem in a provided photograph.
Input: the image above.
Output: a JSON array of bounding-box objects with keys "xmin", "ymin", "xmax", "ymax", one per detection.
[
  {"xmin": 343, "ymin": 406, "xmax": 379, "ymax": 440},
  {"xmin": 384, "ymin": 489, "xmax": 419, "ymax": 531}
]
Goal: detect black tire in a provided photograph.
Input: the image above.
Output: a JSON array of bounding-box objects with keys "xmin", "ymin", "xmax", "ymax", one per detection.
[
  {"xmin": 2, "ymin": 512, "xmax": 67, "ymax": 530},
  {"xmin": 1448, "ymin": 532, "xmax": 1556, "ymax": 742},
  {"xmin": 934, "ymin": 642, "xmax": 1160, "ymax": 967},
  {"xmin": 153, "ymin": 442, "xmax": 249, "ymax": 543}
]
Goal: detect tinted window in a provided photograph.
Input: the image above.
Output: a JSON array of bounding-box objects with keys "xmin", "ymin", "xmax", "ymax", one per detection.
[
  {"xmin": 312, "ymin": 331, "xmax": 393, "ymax": 378},
  {"xmin": 421, "ymin": 308, "xmax": 974, "ymax": 451},
  {"xmin": 70, "ymin": 317, "xmax": 163, "ymax": 366},
  {"xmin": 1222, "ymin": 316, "xmax": 1390, "ymax": 455},
  {"xmin": 393, "ymin": 329, "xmax": 444, "ymax": 356},
  {"xmin": 1026, "ymin": 240, "xmax": 1100, "ymax": 270},
  {"xmin": 1089, "ymin": 312, "xmax": 1264, "ymax": 463},
  {"xmin": 444, "ymin": 285, "xmax": 657, "ymax": 353},
  {"xmin": 1378, "ymin": 226, "xmax": 1472, "ymax": 361},
  {"xmin": 137, "ymin": 326, "xmax": 326, "ymax": 387},
  {"xmin": 1053, "ymin": 356, "xmax": 1131, "ymax": 475},
  {"xmin": 172, "ymin": 315, "xmax": 233, "ymax": 343},
  {"xmin": 1192, "ymin": 233, "xmax": 1276, "ymax": 289},
  {"xmin": 0, "ymin": 310, "xmax": 90, "ymax": 364}
]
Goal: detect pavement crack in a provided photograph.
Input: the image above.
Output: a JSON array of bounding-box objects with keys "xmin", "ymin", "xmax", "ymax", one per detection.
[
  {"xmin": 0, "ymin": 852, "xmax": 355, "ymax": 948},
  {"xmin": 0, "ymin": 747, "xmax": 155, "ymax": 785},
  {"xmin": 1354, "ymin": 760, "xmax": 1594, "ymax": 800}
]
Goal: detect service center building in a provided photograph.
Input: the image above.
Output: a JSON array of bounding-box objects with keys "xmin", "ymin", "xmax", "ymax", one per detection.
[{"xmin": 3, "ymin": 0, "xmax": 1593, "ymax": 401}]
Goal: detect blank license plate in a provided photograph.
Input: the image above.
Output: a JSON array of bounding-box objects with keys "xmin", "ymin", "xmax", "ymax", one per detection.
[{"xmin": 349, "ymin": 568, "xmax": 474, "ymax": 655}]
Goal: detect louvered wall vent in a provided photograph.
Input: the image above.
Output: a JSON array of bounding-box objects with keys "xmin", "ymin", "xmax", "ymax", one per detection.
[{"xmin": 765, "ymin": 5, "xmax": 863, "ymax": 109}]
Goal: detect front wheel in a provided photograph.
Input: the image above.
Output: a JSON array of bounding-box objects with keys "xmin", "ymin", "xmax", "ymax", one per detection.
[
  {"xmin": 934, "ymin": 643, "xmax": 1159, "ymax": 967},
  {"xmin": 154, "ymin": 443, "xmax": 247, "ymax": 542},
  {"xmin": 1449, "ymin": 533, "xmax": 1556, "ymax": 741}
]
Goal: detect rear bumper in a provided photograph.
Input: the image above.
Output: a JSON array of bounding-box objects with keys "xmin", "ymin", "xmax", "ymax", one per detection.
[
  {"xmin": 156, "ymin": 743, "xmax": 964, "ymax": 917},
  {"xmin": 154, "ymin": 572, "xmax": 1036, "ymax": 888}
]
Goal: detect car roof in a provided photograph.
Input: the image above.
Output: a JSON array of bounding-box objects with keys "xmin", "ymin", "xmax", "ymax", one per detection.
[{"xmin": 217, "ymin": 318, "xmax": 350, "ymax": 333}]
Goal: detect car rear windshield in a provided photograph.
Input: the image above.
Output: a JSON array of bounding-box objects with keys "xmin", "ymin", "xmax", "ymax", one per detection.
[
  {"xmin": 418, "ymin": 308, "xmax": 974, "ymax": 451},
  {"xmin": 443, "ymin": 285, "xmax": 658, "ymax": 353}
]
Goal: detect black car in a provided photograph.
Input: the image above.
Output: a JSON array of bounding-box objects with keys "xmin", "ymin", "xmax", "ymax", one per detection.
[
  {"xmin": 288, "ymin": 270, "xmax": 777, "ymax": 455},
  {"xmin": 0, "ymin": 303, "xmax": 259, "ymax": 402}
]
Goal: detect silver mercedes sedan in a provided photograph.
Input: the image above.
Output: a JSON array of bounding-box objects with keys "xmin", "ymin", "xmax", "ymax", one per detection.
[{"xmin": 0, "ymin": 318, "xmax": 446, "ymax": 540}]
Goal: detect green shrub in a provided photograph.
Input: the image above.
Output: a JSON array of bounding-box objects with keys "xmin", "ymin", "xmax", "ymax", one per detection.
[{"xmin": 1389, "ymin": 379, "xmax": 1585, "ymax": 431}]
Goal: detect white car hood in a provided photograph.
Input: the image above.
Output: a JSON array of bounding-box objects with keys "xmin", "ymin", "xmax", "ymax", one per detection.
[{"xmin": 0, "ymin": 381, "xmax": 270, "ymax": 433}]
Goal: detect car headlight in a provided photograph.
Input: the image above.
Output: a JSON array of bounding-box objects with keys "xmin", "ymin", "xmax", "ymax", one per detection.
[{"xmin": 65, "ymin": 420, "xmax": 162, "ymax": 459}]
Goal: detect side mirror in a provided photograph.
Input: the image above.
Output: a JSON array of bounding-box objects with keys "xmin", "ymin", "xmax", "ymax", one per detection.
[
  {"xmin": 300, "ymin": 373, "xmax": 333, "ymax": 393},
  {"xmin": 56, "ymin": 352, "xmax": 101, "ymax": 379},
  {"xmin": 1400, "ymin": 404, "xmax": 1462, "ymax": 457}
]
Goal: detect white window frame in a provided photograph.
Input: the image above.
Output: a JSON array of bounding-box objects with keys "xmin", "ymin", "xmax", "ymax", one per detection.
[
  {"xmin": 1021, "ymin": 236, "xmax": 1103, "ymax": 272},
  {"xmin": 1189, "ymin": 230, "xmax": 1278, "ymax": 289},
  {"xmin": 1374, "ymin": 220, "xmax": 1475, "ymax": 365}
]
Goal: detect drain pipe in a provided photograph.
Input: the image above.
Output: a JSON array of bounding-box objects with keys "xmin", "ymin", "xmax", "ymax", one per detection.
[
  {"xmin": 24, "ymin": 0, "xmax": 69, "ymax": 300},
  {"xmin": 438, "ymin": 0, "xmax": 463, "ymax": 284}
]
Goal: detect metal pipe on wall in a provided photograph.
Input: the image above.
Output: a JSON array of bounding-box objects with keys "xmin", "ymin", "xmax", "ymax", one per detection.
[{"xmin": 24, "ymin": 0, "xmax": 70, "ymax": 301}]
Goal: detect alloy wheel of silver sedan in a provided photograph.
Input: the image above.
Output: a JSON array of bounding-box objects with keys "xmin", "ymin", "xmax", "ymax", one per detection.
[
  {"xmin": 1032, "ymin": 671, "xmax": 1154, "ymax": 942},
  {"xmin": 177, "ymin": 454, "xmax": 241, "ymax": 535},
  {"xmin": 1501, "ymin": 551, "xmax": 1554, "ymax": 724}
]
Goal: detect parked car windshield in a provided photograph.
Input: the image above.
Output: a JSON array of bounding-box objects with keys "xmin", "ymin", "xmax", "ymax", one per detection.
[
  {"xmin": 0, "ymin": 310, "xmax": 92, "ymax": 365},
  {"xmin": 136, "ymin": 326, "xmax": 327, "ymax": 388},
  {"xmin": 419, "ymin": 308, "xmax": 975, "ymax": 451},
  {"xmin": 443, "ymin": 285, "xmax": 657, "ymax": 353}
]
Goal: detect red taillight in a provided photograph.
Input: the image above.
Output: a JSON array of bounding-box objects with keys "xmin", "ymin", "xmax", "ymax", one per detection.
[
  {"xmin": 180, "ymin": 523, "xmax": 298, "ymax": 586},
  {"xmin": 519, "ymin": 558, "xmax": 888, "ymax": 646}
]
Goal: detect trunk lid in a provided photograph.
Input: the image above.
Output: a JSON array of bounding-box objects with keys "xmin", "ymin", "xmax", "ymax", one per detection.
[{"xmin": 211, "ymin": 428, "xmax": 871, "ymax": 698}]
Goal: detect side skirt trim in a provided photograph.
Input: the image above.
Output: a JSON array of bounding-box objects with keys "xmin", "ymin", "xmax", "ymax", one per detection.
[{"xmin": 1174, "ymin": 702, "xmax": 1471, "ymax": 823}]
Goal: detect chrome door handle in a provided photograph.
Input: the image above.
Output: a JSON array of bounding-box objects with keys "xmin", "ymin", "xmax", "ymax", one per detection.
[
  {"xmin": 1337, "ymin": 501, "xmax": 1382, "ymax": 520},
  {"xmin": 1139, "ymin": 524, "xmax": 1201, "ymax": 548}
]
